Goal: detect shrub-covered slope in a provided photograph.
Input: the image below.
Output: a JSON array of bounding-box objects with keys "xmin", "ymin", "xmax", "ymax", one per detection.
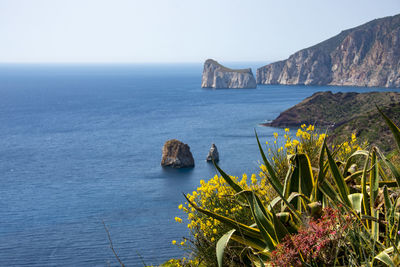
[{"xmin": 265, "ymin": 91, "xmax": 400, "ymax": 150}]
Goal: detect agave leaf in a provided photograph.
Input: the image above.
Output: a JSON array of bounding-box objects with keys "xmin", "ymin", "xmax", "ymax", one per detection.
[
  {"xmin": 244, "ymin": 190, "xmax": 291, "ymax": 242},
  {"xmin": 383, "ymin": 186, "xmax": 394, "ymax": 243},
  {"xmin": 271, "ymin": 209, "xmax": 291, "ymax": 241},
  {"xmin": 379, "ymin": 164, "xmax": 389, "ymax": 181},
  {"xmin": 361, "ymin": 215, "xmax": 384, "ymax": 224},
  {"xmin": 247, "ymin": 254, "xmax": 267, "ymax": 267},
  {"xmin": 255, "ymin": 130, "xmax": 283, "ymax": 194},
  {"xmin": 183, "ymin": 194, "xmax": 262, "ymax": 239},
  {"xmin": 324, "ymin": 142, "xmax": 351, "ymax": 207},
  {"xmin": 214, "ymin": 162, "xmax": 243, "ymax": 193},
  {"xmin": 297, "ymin": 154, "xmax": 315, "ymax": 198},
  {"xmin": 370, "ymin": 148, "xmax": 380, "ymax": 240},
  {"xmin": 230, "ymin": 189, "xmax": 284, "ymax": 250},
  {"xmin": 267, "ymin": 196, "xmax": 281, "ymax": 211},
  {"xmin": 261, "ymin": 169, "xmax": 303, "ymax": 224},
  {"xmin": 286, "ymin": 192, "xmax": 313, "ymax": 213},
  {"xmin": 361, "ymin": 149, "xmax": 371, "ymax": 222},
  {"xmin": 318, "ymin": 179, "xmax": 342, "ymax": 204},
  {"xmin": 230, "ymin": 234, "xmax": 270, "ymax": 254},
  {"xmin": 348, "ymin": 193, "xmax": 363, "ymax": 214},
  {"xmin": 395, "ymin": 211, "xmax": 400, "ymax": 245},
  {"xmin": 383, "ymin": 185, "xmax": 393, "ymax": 212},
  {"xmin": 377, "ymin": 105, "xmax": 400, "ymax": 152},
  {"xmin": 286, "ymin": 156, "xmax": 300, "ymax": 210},
  {"xmin": 342, "ymin": 150, "xmax": 369, "ymax": 177},
  {"xmin": 258, "ymin": 258, "xmax": 266, "ymax": 267},
  {"xmin": 317, "ymin": 136, "xmax": 326, "ymax": 181},
  {"xmin": 373, "ymin": 248, "xmax": 395, "ymax": 267},
  {"xmin": 282, "ymin": 164, "xmax": 293, "ymax": 200},
  {"xmin": 216, "ymin": 229, "xmax": 236, "ymax": 267},
  {"xmin": 276, "ymin": 212, "xmax": 290, "ymax": 224},
  {"xmin": 369, "ymin": 181, "xmax": 399, "ymax": 188},
  {"xmin": 285, "ymin": 154, "xmax": 314, "ymax": 212},
  {"xmin": 361, "ymin": 180, "xmax": 397, "ymax": 188},
  {"xmin": 344, "ymin": 170, "xmax": 363, "ymax": 183},
  {"xmin": 307, "ymin": 202, "xmax": 323, "ymax": 218},
  {"xmin": 376, "ymin": 147, "xmax": 400, "ymax": 187},
  {"xmin": 313, "ymin": 139, "xmax": 327, "ymax": 202},
  {"xmin": 239, "ymin": 191, "xmax": 277, "ymax": 250}
]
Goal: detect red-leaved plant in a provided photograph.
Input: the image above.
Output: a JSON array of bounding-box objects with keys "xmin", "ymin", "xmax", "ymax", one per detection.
[{"xmin": 270, "ymin": 207, "xmax": 352, "ymax": 266}]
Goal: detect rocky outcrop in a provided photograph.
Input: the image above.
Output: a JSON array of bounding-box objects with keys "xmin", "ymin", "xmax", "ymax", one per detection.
[
  {"xmin": 202, "ymin": 59, "xmax": 257, "ymax": 89},
  {"xmin": 264, "ymin": 91, "xmax": 400, "ymax": 151},
  {"xmin": 206, "ymin": 143, "xmax": 219, "ymax": 162},
  {"xmin": 161, "ymin": 139, "xmax": 194, "ymax": 168},
  {"xmin": 257, "ymin": 14, "xmax": 400, "ymax": 88}
]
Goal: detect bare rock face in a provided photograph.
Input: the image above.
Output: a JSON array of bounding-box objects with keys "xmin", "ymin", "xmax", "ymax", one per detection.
[
  {"xmin": 257, "ymin": 14, "xmax": 400, "ymax": 88},
  {"xmin": 202, "ymin": 59, "xmax": 257, "ymax": 89},
  {"xmin": 161, "ymin": 139, "xmax": 194, "ymax": 168},
  {"xmin": 206, "ymin": 143, "xmax": 219, "ymax": 162}
]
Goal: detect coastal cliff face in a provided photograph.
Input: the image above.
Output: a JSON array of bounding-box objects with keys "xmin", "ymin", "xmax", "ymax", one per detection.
[
  {"xmin": 257, "ymin": 14, "xmax": 400, "ymax": 88},
  {"xmin": 202, "ymin": 59, "xmax": 257, "ymax": 89}
]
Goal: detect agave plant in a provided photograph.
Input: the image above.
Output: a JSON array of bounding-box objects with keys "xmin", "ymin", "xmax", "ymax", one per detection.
[{"xmin": 185, "ymin": 107, "xmax": 400, "ymax": 266}]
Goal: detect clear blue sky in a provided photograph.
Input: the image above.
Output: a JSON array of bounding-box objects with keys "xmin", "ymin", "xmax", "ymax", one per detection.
[{"xmin": 0, "ymin": 0, "xmax": 399, "ymax": 63}]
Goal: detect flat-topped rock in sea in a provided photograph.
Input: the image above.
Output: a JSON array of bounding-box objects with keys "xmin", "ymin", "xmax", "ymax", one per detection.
[
  {"xmin": 161, "ymin": 139, "xmax": 195, "ymax": 168},
  {"xmin": 202, "ymin": 59, "xmax": 257, "ymax": 89}
]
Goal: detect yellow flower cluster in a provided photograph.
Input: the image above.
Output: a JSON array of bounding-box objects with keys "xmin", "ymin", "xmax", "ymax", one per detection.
[
  {"xmin": 172, "ymin": 173, "xmax": 273, "ymax": 252},
  {"xmin": 164, "ymin": 257, "xmax": 199, "ymax": 267},
  {"xmin": 263, "ymin": 125, "xmax": 364, "ymax": 182}
]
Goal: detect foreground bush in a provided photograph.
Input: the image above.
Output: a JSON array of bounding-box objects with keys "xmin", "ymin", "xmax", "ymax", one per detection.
[{"xmin": 167, "ymin": 108, "xmax": 400, "ymax": 266}]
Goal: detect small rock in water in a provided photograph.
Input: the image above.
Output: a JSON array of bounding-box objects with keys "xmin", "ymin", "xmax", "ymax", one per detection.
[
  {"xmin": 206, "ymin": 143, "xmax": 219, "ymax": 162},
  {"xmin": 161, "ymin": 139, "xmax": 195, "ymax": 168}
]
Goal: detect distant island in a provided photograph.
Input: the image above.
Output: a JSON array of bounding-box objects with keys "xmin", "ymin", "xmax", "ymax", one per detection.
[
  {"xmin": 265, "ymin": 91, "xmax": 400, "ymax": 151},
  {"xmin": 257, "ymin": 14, "xmax": 400, "ymax": 88},
  {"xmin": 201, "ymin": 59, "xmax": 257, "ymax": 89}
]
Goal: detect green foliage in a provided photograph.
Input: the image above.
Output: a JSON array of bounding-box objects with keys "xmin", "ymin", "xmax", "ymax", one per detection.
[{"xmin": 168, "ymin": 109, "xmax": 400, "ymax": 266}]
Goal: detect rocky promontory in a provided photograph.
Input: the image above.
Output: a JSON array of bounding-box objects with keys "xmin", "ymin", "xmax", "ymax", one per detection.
[
  {"xmin": 161, "ymin": 139, "xmax": 195, "ymax": 168},
  {"xmin": 257, "ymin": 14, "xmax": 400, "ymax": 88},
  {"xmin": 265, "ymin": 91, "xmax": 400, "ymax": 151},
  {"xmin": 202, "ymin": 59, "xmax": 257, "ymax": 89}
]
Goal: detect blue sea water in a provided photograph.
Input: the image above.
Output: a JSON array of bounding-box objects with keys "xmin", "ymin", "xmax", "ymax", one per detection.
[{"xmin": 0, "ymin": 63, "xmax": 398, "ymax": 266}]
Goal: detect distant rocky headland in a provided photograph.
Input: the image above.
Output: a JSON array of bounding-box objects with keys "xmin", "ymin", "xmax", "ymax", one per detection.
[
  {"xmin": 265, "ymin": 91, "xmax": 400, "ymax": 151},
  {"xmin": 201, "ymin": 59, "xmax": 257, "ymax": 89},
  {"xmin": 257, "ymin": 14, "xmax": 400, "ymax": 88}
]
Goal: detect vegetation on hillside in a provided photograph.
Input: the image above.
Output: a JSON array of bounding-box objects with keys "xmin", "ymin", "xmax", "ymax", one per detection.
[
  {"xmin": 160, "ymin": 107, "xmax": 400, "ymax": 266},
  {"xmin": 266, "ymin": 91, "xmax": 400, "ymax": 151}
]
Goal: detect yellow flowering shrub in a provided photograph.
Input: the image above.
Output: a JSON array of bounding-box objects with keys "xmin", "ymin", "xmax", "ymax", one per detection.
[
  {"xmin": 171, "ymin": 173, "xmax": 274, "ymax": 266},
  {"xmin": 167, "ymin": 125, "xmax": 366, "ymax": 266},
  {"xmin": 264, "ymin": 125, "xmax": 365, "ymax": 183},
  {"xmin": 161, "ymin": 257, "xmax": 199, "ymax": 267}
]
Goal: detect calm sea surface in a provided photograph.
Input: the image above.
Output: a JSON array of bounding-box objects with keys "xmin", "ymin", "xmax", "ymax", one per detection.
[{"xmin": 0, "ymin": 63, "xmax": 398, "ymax": 266}]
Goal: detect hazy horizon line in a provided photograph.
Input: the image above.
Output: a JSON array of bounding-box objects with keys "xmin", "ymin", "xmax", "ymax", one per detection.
[{"xmin": 0, "ymin": 60, "xmax": 272, "ymax": 65}]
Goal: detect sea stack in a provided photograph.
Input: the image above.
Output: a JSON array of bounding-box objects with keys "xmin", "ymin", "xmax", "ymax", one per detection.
[
  {"xmin": 206, "ymin": 143, "xmax": 219, "ymax": 162},
  {"xmin": 161, "ymin": 139, "xmax": 195, "ymax": 168},
  {"xmin": 201, "ymin": 59, "xmax": 257, "ymax": 89}
]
